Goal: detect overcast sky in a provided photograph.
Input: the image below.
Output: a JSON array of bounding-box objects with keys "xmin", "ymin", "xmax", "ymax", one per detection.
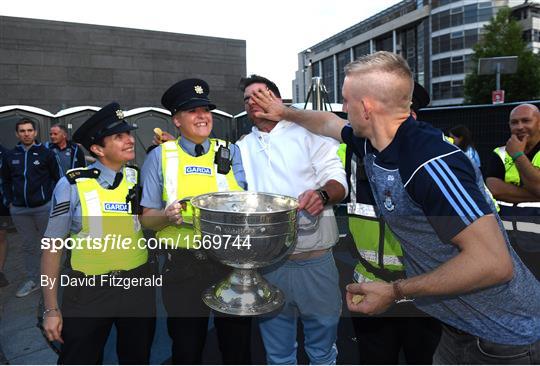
[{"xmin": 2, "ymin": 0, "xmax": 402, "ymax": 99}]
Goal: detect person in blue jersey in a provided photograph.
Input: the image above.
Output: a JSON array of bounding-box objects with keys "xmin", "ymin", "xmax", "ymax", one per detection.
[
  {"xmin": 249, "ymin": 51, "xmax": 540, "ymax": 364},
  {"xmin": 2, "ymin": 119, "xmax": 60, "ymax": 297},
  {"xmin": 47, "ymin": 124, "xmax": 86, "ymax": 176}
]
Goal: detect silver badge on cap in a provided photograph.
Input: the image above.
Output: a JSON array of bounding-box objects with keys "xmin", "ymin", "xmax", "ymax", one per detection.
[
  {"xmin": 116, "ymin": 110, "xmax": 124, "ymax": 119},
  {"xmin": 194, "ymin": 85, "xmax": 204, "ymax": 94}
]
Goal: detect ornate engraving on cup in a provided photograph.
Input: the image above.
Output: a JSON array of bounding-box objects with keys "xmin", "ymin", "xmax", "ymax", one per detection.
[{"xmin": 191, "ymin": 191, "xmax": 298, "ymax": 315}]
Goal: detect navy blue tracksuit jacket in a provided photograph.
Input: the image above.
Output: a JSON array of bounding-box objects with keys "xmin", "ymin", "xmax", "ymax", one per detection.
[{"xmin": 2, "ymin": 142, "xmax": 60, "ymax": 208}]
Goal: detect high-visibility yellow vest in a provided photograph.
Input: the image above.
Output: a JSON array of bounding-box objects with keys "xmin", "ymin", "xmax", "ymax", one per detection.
[
  {"xmin": 340, "ymin": 144, "xmax": 405, "ymax": 283},
  {"xmin": 493, "ymin": 146, "xmax": 540, "ymax": 252},
  {"xmin": 494, "ymin": 146, "xmax": 540, "ymax": 186},
  {"xmin": 71, "ymin": 167, "xmax": 147, "ymax": 275},
  {"xmin": 157, "ymin": 138, "xmax": 243, "ymax": 249}
]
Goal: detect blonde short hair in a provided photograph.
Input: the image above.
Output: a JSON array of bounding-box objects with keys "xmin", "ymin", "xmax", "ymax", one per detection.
[{"xmin": 344, "ymin": 51, "xmax": 413, "ymax": 111}]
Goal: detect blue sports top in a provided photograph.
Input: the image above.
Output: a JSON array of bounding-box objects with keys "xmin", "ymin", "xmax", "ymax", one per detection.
[{"xmin": 342, "ymin": 116, "xmax": 540, "ymax": 345}]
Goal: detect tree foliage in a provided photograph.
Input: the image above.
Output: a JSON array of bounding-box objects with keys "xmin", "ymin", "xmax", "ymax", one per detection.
[{"xmin": 463, "ymin": 7, "xmax": 540, "ymax": 104}]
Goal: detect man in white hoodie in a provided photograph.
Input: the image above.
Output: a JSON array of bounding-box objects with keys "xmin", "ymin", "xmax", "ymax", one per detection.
[{"xmin": 237, "ymin": 75, "xmax": 347, "ymax": 365}]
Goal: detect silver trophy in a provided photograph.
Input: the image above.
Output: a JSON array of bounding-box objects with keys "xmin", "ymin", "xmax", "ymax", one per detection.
[{"xmin": 191, "ymin": 191, "xmax": 298, "ymax": 315}]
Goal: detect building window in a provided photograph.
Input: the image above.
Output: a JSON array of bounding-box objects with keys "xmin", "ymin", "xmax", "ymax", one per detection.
[
  {"xmin": 432, "ymin": 79, "xmax": 463, "ymax": 100},
  {"xmin": 432, "ymin": 0, "xmax": 460, "ymax": 10},
  {"xmin": 478, "ymin": 4, "xmax": 493, "ymax": 22},
  {"xmin": 433, "ymin": 81, "xmax": 452, "ymax": 99},
  {"xmin": 322, "ymin": 57, "xmax": 334, "ymax": 103},
  {"xmin": 432, "ymin": 59, "xmax": 440, "ymax": 78},
  {"xmin": 439, "ymin": 33, "xmax": 451, "ymax": 53},
  {"xmin": 375, "ymin": 34, "xmax": 393, "ymax": 52},
  {"xmin": 336, "ymin": 50, "xmax": 350, "ymax": 103},
  {"xmin": 464, "ymin": 3, "xmax": 478, "ymax": 24},
  {"xmin": 440, "ymin": 57, "xmax": 451, "ymax": 76},
  {"xmin": 451, "ymin": 7, "xmax": 463, "ymax": 27},
  {"xmin": 452, "ymin": 80, "xmax": 464, "ymax": 98},
  {"xmin": 451, "ymin": 56, "xmax": 464, "ymax": 74},
  {"xmin": 432, "ymin": 12, "xmax": 440, "ymax": 32},
  {"xmin": 353, "ymin": 42, "xmax": 370, "ymax": 59},
  {"xmin": 439, "ymin": 10, "xmax": 451, "ymax": 30},
  {"xmin": 465, "ymin": 54, "xmax": 475, "ymax": 73},
  {"xmin": 523, "ymin": 29, "xmax": 532, "ymax": 43},
  {"xmin": 534, "ymin": 29, "xmax": 540, "ymax": 42},
  {"xmin": 464, "ymin": 28, "xmax": 479, "ymax": 48},
  {"xmin": 451, "ymin": 31, "xmax": 464, "ymax": 51},
  {"xmin": 433, "ymin": 56, "xmax": 465, "ymax": 77}
]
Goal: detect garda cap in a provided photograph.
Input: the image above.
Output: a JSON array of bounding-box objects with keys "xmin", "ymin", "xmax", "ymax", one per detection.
[
  {"xmin": 161, "ymin": 78, "xmax": 216, "ymax": 115},
  {"xmin": 73, "ymin": 102, "xmax": 136, "ymax": 150}
]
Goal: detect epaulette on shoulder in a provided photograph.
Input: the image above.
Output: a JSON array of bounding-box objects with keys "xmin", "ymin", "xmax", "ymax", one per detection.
[
  {"xmin": 65, "ymin": 168, "xmax": 100, "ymax": 184},
  {"xmin": 124, "ymin": 165, "xmax": 140, "ymax": 185}
]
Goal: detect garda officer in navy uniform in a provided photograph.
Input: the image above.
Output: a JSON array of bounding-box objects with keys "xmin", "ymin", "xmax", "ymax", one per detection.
[
  {"xmin": 41, "ymin": 102, "xmax": 156, "ymax": 364},
  {"xmin": 140, "ymin": 79, "xmax": 251, "ymax": 364}
]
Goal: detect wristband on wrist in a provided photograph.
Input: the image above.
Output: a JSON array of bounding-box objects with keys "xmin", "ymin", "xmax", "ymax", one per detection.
[
  {"xmin": 511, "ymin": 151, "xmax": 525, "ymax": 161},
  {"xmin": 392, "ymin": 279, "xmax": 407, "ymax": 302},
  {"xmin": 43, "ymin": 308, "xmax": 60, "ymax": 318},
  {"xmin": 316, "ymin": 189, "xmax": 330, "ymax": 206}
]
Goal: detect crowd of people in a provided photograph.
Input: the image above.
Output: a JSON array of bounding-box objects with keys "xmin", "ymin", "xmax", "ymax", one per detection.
[{"xmin": 0, "ymin": 50, "xmax": 537, "ymax": 364}]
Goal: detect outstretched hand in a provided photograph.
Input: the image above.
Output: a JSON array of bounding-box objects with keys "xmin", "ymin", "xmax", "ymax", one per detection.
[{"xmin": 251, "ymin": 88, "xmax": 287, "ymax": 122}]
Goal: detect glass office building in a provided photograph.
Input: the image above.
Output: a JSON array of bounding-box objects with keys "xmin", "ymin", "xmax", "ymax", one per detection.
[{"xmin": 293, "ymin": 0, "xmax": 536, "ymax": 106}]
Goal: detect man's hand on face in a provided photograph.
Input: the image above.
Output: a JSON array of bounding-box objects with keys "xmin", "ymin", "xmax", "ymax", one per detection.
[
  {"xmin": 251, "ymin": 89, "xmax": 286, "ymax": 122},
  {"xmin": 506, "ymin": 134, "xmax": 528, "ymax": 156},
  {"xmin": 345, "ymin": 281, "xmax": 395, "ymax": 315}
]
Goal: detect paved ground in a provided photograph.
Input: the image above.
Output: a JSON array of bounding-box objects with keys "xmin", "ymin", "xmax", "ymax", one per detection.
[
  {"xmin": 0, "ymin": 230, "xmax": 361, "ymax": 365},
  {"xmin": 0, "ymin": 232, "xmax": 56, "ymax": 364}
]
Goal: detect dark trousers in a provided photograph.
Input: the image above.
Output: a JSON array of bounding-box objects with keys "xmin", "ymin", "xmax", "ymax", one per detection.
[
  {"xmin": 58, "ymin": 262, "xmax": 156, "ymax": 364},
  {"xmin": 162, "ymin": 250, "xmax": 251, "ymax": 364},
  {"xmin": 433, "ymin": 324, "xmax": 540, "ymax": 364},
  {"xmin": 352, "ymin": 311, "xmax": 441, "ymax": 364},
  {"xmin": 59, "ymin": 316, "xmax": 155, "ymax": 364}
]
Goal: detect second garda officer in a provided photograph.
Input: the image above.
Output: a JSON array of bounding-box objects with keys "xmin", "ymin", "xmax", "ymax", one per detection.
[
  {"xmin": 41, "ymin": 102, "xmax": 156, "ymax": 364},
  {"xmin": 140, "ymin": 79, "xmax": 251, "ymax": 364}
]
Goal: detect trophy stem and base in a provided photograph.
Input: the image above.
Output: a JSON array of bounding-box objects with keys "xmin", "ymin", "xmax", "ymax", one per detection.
[{"xmin": 202, "ymin": 268, "xmax": 284, "ymax": 316}]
